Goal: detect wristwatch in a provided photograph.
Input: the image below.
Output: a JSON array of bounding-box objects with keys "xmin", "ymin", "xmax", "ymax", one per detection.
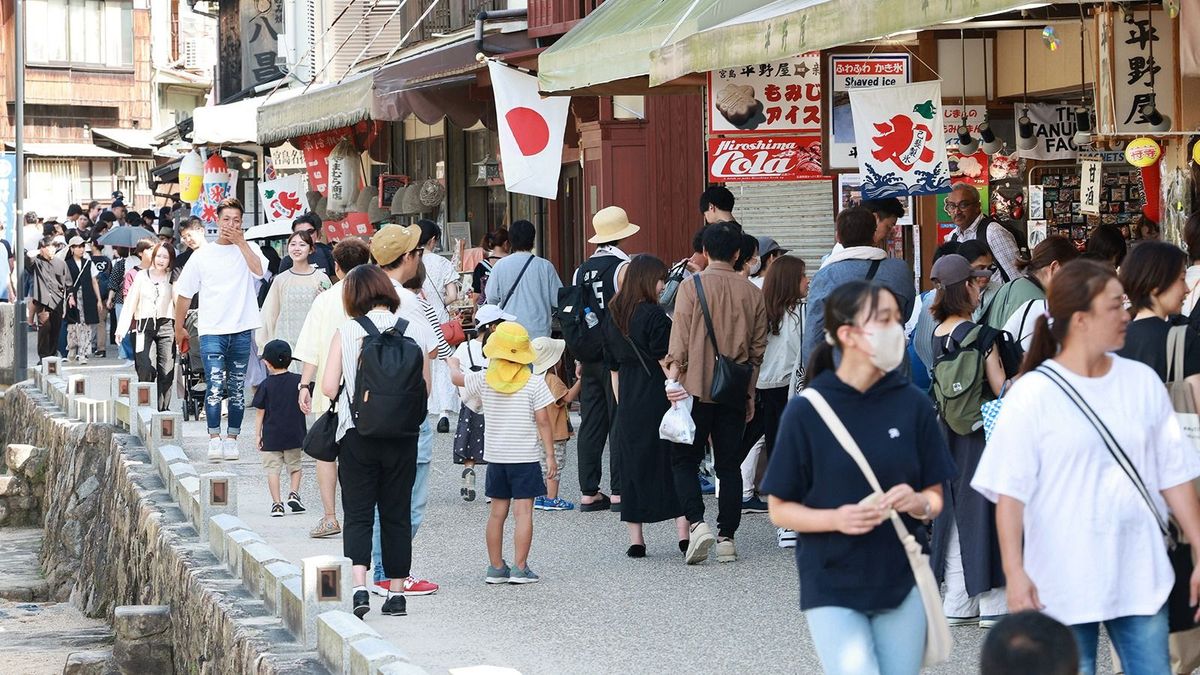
[{"xmin": 298, "ymin": 381, "xmax": 314, "ymax": 393}]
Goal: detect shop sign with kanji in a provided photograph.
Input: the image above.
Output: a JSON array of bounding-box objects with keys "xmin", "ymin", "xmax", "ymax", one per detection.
[
  {"xmin": 708, "ymin": 53, "xmax": 821, "ymax": 135},
  {"xmin": 827, "ymin": 54, "xmax": 911, "ymax": 170},
  {"xmin": 707, "ymin": 137, "xmax": 825, "ymax": 182},
  {"xmin": 943, "ymin": 105, "xmax": 986, "ymax": 138},
  {"xmin": 849, "ymin": 81, "xmax": 950, "ymax": 199},
  {"xmin": 1080, "ymin": 159, "xmax": 1103, "ymax": 216},
  {"xmin": 1096, "ymin": 7, "xmax": 1177, "ymax": 134}
]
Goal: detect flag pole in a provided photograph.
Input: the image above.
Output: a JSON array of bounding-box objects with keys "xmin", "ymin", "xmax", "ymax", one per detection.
[{"xmin": 13, "ymin": 0, "xmax": 28, "ymax": 376}]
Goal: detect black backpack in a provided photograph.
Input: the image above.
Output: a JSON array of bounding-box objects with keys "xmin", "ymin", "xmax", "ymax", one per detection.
[
  {"xmin": 351, "ymin": 316, "xmax": 427, "ymax": 439},
  {"xmin": 555, "ymin": 283, "xmax": 604, "ymax": 362}
]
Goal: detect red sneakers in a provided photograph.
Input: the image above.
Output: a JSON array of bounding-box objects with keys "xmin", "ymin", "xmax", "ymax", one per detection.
[{"xmin": 403, "ymin": 576, "xmax": 439, "ymax": 596}]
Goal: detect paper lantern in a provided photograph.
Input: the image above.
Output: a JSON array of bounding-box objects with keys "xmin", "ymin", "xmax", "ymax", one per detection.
[
  {"xmin": 1192, "ymin": 142, "xmax": 1200, "ymax": 166},
  {"xmin": 1125, "ymin": 137, "xmax": 1162, "ymax": 168},
  {"xmin": 326, "ymin": 139, "xmax": 361, "ymax": 213},
  {"xmin": 179, "ymin": 151, "xmax": 204, "ymax": 203}
]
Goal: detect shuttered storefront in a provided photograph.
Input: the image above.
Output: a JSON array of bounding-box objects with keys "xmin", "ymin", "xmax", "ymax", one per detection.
[{"xmin": 727, "ymin": 180, "xmax": 835, "ymax": 269}]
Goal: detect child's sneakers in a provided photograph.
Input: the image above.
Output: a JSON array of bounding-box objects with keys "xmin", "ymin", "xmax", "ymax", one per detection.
[
  {"xmin": 533, "ymin": 496, "xmax": 575, "ymax": 511},
  {"xmin": 508, "ymin": 565, "xmax": 540, "ymax": 584},
  {"xmin": 485, "ymin": 562, "xmax": 511, "ymax": 585},
  {"xmin": 287, "ymin": 492, "xmax": 306, "ymax": 513},
  {"xmin": 270, "ymin": 503, "xmax": 284, "ymax": 517},
  {"xmin": 777, "ymin": 527, "xmax": 798, "ymax": 548},
  {"xmin": 461, "ymin": 467, "xmax": 476, "ymax": 502}
]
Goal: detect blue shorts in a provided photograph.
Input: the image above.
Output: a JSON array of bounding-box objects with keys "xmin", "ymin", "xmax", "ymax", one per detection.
[{"xmin": 485, "ymin": 461, "xmax": 546, "ymax": 500}]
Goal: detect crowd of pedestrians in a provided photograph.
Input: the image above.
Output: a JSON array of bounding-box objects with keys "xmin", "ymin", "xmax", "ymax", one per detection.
[{"xmin": 20, "ymin": 186, "xmax": 1200, "ymax": 675}]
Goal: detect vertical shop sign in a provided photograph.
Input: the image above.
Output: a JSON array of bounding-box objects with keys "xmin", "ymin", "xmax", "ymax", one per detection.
[
  {"xmin": 0, "ymin": 153, "xmax": 15, "ymax": 242},
  {"xmin": 708, "ymin": 52, "xmax": 821, "ymax": 134},
  {"xmin": 1080, "ymin": 159, "xmax": 1103, "ymax": 216},
  {"xmin": 827, "ymin": 54, "xmax": 910, "ymax": 170},
  {"xmin": 1096, "ymin": 8, "xmax": 1177, "ymax": 134},
  {"xmin": 241, "ymin": 0, "xmax": 284, "ymax": 88}
]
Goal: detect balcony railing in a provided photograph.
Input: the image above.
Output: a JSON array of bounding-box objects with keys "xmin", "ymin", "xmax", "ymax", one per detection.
[
  {"xmin": 417, "ymin": 0, "xmax": 500, "ymax": 42},
  {"xmin": 528, "ymin": 0, "xmax": 604, "ymax": 38}
]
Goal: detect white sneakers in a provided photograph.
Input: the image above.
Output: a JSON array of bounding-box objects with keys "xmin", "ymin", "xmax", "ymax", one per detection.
[
  {"xmin": 206, "ymin": 437, "xmax": 240, "ymax": 462},
  {"xmin": 684, "ymin": 522, "xmax": 716, "ymax": 565}
]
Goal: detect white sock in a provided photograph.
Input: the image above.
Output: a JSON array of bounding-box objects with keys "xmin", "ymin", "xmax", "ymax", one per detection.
[{"xmin": 353, "ymin": 585, "xmax": 367, "ymax": 593}]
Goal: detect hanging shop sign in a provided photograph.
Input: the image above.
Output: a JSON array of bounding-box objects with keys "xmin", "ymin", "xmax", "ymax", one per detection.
[
  {"xmin": 296, "ymin": 129, "xmax": 370, "ymax": 240},
  {"xmin": 0, "ymin": 153, "xmax": 15, "ymax": 238},
  {"xmin": 848, "ymin": 80, "xmax": 950, "ymax": 199},
  {"xmin": 942, "ymin": 105, "xmax": 986, "ymax": 138},
  {"xmin": 1080, "ymin": 158, "xmax": 1103, "ymax": 216},
  {"xmin": 1125, "ymin": 137, "xmax": 1162, "ymax": 167},
  {"xmin": 1096, "ymin": 7, "xmax": 1177, "ymax": 135},
  {"xmin": 258, "ymin": 174, "xmax": 308, "ymax": 221},
  {"xmin": 1013, "ymin": 103, "xmax": 1081, "ymax": 161},
  {"xmin": 269, "ymin": 142, "xmax": 305, "ymax": 171},
  {"xmin": 827, "ymin": 54, "xmax": 911, "ymax": 170},
  {"xmin": 487, "ymin": 60, "xmax": 571, "ymax": 200},
  {"xmin": 191, "ymin": 154, "xmax": 232, "ymax": 228},
  {"xmin": 707, "ymin": 52, "xmax": 821, "ymax": 135},
  {"xmin": 707, "ymin": 136, "xmax": 824, "ymax": 182}
]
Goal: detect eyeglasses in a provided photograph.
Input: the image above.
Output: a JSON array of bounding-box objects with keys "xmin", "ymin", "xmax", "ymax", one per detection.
[{"xmin": 944, "ymin": 200, "xmax": 979, "ymax": 212}]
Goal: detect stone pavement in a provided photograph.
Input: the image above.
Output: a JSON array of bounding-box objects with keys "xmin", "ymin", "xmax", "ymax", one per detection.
[{"xmin": 44, "ymin": 351, "xmax": 1123, "ymax": 674}]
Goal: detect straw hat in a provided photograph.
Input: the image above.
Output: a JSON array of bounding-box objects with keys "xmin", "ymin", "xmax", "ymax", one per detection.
[
  {"xmin": 531, "ymin": 337, "xmax": 566, "ymax": 376},
  {"xmin": 589, "ymin": 206, "xmax": 640, "ymax": 244}
]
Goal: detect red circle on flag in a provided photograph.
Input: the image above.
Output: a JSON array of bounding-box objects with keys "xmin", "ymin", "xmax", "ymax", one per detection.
[{"xmin": 506, "ymin": 107, "xmax": 550, "ymax": 156}]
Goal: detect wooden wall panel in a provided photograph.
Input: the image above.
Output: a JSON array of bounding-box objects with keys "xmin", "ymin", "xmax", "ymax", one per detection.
[{"xmin": 644, "ymin": 93, "xmax": 704, "ymax": 262}]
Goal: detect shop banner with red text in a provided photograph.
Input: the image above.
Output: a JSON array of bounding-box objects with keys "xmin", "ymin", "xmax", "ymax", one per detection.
[
  {"xmin": 707, "ymin": 53, "xmax": 821, "ymax": 135},
  {"xmin": 296, "ymin": 128, "xmax": 369, "ymax": 241},
  {"xmin": 708, "ymin": 136, "xmax": 824, "ymax": 182}
]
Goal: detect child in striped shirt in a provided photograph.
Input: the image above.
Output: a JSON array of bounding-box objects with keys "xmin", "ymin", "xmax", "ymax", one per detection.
[{"xmin": 449, "ymin": 321, "xmax": 556, "ymax": 585}]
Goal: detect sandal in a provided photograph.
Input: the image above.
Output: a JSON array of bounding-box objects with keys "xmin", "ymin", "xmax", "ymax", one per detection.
[
  {"xmin": 309, "ymin": 517, "xmax": 341, "ymax": 538},
  {"xmin": 580, "ymin": 493, "xmax": 611, "ymax": 512}
]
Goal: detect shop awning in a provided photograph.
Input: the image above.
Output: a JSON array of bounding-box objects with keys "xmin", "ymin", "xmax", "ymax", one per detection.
[
  {"xmin": 4, "ymin": 142, "xmax": 127, "ymax": 158},
  {"xmin": 258, "ymin": 28, "xmax": 536, "ymax": 145},
  {"xmin": 537, "ymin": 0, "xmax": 765, "ymax": 94},
  {"xmin": 92, "ymin": 128, "xmax": 156, "ymax": 152},
  {"xmin": 648, "ymin": 0, "xmax": 1048, "ymax": 86},
  {"xmin": 192, "ymin": 86, "xmax": 305, "ymax": 145}
]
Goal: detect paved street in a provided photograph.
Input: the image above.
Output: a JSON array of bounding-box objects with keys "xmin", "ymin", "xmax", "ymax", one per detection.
[{"xmin": 38, "ymin": 352, "xmax": 1037, "ymax": 674}]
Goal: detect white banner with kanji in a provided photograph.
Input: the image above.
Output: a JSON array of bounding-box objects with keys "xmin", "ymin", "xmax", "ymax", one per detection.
[
  {"xmin": 258, "ymin": 174, "xmax": 308, "ymax": 221},
  {"xmin": 849, "ymin": 81, "xmax": 950, "ymax": 199}
]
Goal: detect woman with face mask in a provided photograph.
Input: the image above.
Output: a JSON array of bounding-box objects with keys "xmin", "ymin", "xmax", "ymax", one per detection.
[
  {"xmin": 927, "ymin": 253, "xmax": 1009, "ymax": 629},
  {"xmin": 761, "ymin": 280, "xmax": 954, "ymax": 675}
]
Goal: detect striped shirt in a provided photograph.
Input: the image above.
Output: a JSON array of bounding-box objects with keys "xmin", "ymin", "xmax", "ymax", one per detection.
[
  {"xmin": 463, "ymin": 370, "xmax": 554, "ymax": 463},
  {"xmin": 334, "ymin": 309, "xmax": 436, "ymax": 442}
]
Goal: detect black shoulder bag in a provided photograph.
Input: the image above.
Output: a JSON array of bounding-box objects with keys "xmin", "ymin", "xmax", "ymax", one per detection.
[
  {"xmin": 1037, "ymin": 364, "xmax": 1197, "ymax": 632},
  {"xmin": 303, "ymin": 380, "xmax": 343, "ymax": 462},
  {"xmin": 694, "ymin": 276, "xmax": 753, "ymax": 408}
]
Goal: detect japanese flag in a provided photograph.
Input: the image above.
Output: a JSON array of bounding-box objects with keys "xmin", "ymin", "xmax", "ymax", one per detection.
[{"xmin": 488, "ymin": 60, "xmax": 570, "ymax": 200}]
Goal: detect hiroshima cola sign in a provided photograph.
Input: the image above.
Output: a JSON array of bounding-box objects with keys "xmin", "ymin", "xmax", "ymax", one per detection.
[{"xmin": 707, "ymin": 136, "xmax": 824, "ymax": 182}]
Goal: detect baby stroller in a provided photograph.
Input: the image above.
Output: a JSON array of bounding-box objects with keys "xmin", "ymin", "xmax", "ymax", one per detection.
[{"xmin": 178, "ymin": 355, "xmax": 207, "ymax": 421}]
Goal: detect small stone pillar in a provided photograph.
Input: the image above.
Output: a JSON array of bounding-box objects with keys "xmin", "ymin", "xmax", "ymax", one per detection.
[
  {"xmin": 300, "ymin": 555, "xmax": 353, "ymax": 648},
  {"xmin": 113, "ymin": 605, "xmax": 173, "ymax": 674},
  {"xmin": 195, "ymin": 472, "xmax": 237, "ymax": 541}
]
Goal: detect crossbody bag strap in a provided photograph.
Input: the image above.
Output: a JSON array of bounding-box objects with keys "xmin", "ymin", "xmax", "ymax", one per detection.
[
  {"xmin": 865, "ymin": 259, "xmax": 882, "ymax": 281},
  {"xmin": 1035, "ymin": 365, "xmax": 1170, "ymax": 538},
  {"xmin": 800, "ymin": 388, "xmax": 913, "ymax": 544},
  {"xmin": 692, "ymin": 275, "xmax": 721, "ymax": 356},
  {"xmin": 619, "ymin": 326, "xmax": 653, "ymax": 377},
  {"xmin": 499, "ymin": 255, "xmax": 536, "ymax": 310}
]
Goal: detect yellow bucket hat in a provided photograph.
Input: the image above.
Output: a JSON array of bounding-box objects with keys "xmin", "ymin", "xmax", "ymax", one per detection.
[{"xmin": 483, "ymin": 321, "xmax": 536, "ymax": 393}]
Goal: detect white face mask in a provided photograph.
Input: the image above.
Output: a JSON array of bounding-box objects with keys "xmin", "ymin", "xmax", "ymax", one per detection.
[{"xmin": 863, "ymin": 323, "xmax": 906, "ymax": 372}]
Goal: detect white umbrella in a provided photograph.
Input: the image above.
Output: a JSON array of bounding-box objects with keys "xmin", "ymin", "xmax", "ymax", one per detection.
[{"xmin": 243, "ymin": 220, "xmax": 294, "ymax": 241}]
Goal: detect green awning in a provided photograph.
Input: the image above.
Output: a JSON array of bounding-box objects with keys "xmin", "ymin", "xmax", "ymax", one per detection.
[
  {"xmin": 537, "ymin": 0, "xmax": 765, "ymax": 94},
  {"xmin": 649, "ymin": 0, "xmax": 1044, "ymax": 86}
]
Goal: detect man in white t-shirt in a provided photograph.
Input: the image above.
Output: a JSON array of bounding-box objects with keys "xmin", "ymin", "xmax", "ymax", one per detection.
[
  {"xmin": 371, "ymin": 223, "xmax": 441, "ymax": 597},
  {"xmin": 174, "ymin": 198, "xmax": 268, "ymax": 463}
]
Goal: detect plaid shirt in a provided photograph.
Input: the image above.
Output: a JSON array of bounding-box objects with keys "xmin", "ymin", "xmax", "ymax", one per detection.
[{"xmin": 949, "ymin": 215, "xmax": 1021, "ymax": 285}]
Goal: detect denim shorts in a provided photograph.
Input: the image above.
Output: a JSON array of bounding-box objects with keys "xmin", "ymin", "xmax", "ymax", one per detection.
[{"xmin": 485, "ymin": 461, "xmax": 546, "ymax": 500}]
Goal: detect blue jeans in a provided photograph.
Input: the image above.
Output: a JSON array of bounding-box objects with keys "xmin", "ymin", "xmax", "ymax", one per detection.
[
  {"xmin": 805, "ymin": 587, "xmax": 926, "ymax": 675},
  {"xmin": 1070, "ymin": 605, "xmax": 1169, "ymax": 675},
  {"xmin": 373, "ymin": 418, "xmax": 433, "ymax": 582},
  {"xmin": 198, "ymin": 330, "xmax": 252, "ymax": 437}
]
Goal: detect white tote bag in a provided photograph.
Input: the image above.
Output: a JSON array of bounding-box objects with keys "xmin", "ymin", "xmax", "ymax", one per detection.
[{"xmin": 801, "ymin": 388, "xmax": 953, "ymax": 667}]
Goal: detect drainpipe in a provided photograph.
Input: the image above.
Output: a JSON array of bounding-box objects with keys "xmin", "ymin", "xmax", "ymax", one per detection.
[{"xmin": 475, "ymin": 8, "xmax": 528, "ymax": 55}]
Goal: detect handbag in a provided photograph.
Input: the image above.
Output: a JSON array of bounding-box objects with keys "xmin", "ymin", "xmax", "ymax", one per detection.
[
  {"xmin": 693, "ymin": 276, "xmax": 753, "ymax": 408},
  {"xmin": 1037, "ymin": 364, "xmax": 1197, "ymax": 633},
  {"xmin": 1167, "ymin": 326, "xmax": 1200, "ymax": 450},
  {"xmin": 302, "ymin": 381, "xmax": 343, "ymax": 462},
  {"xmin": 980, "ymin": 380, "xmax": 1010, "ymax": 442},
  {"xmin": 800, "ymin": 388, "xmax": 954, "ymax": 667}
]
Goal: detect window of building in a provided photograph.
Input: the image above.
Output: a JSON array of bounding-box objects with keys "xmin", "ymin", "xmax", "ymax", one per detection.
[
  {"xmin": 26, "ymin": 0, "xmax": 133, "ymax": 68},
  {"xmin": 76, "ymin": 160, "xmax": 115, "ymax": 201}
]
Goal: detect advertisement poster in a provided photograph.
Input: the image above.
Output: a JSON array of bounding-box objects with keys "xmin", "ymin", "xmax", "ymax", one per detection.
[
  {"xmin": 827, "ymin": 54, "xmax": 911, "ymax": 169},
  {"xmin": 848, "ymin": 81, "xmax": 950, "ymax": 199},
  {"xmin": 943, "ymin": 104, "xmax": 987, "ymax": 138},
  {"xmin": 296, "ymin": 129, "xmax": 370, "ymax": 240},
  {"xmin": 708, "ymin": 52, "xmax": 821, "ymax": 134},
  {"xmin": 707, "ymin": 136, "xmax": 824, "ymax": 182},
  {"xmin": 936, "ymin": 149, "xmax": 990, "ymax": 223},
  {"xmin": 1014, "ymin": 103, "xmax": 1082, "ymax": 160},
  {"xmin": 836, "ymin": 173, "xmax": 913, "ymax": 225}
]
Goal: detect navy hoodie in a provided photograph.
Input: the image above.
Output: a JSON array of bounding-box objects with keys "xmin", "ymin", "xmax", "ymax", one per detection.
[{"xmin": 761, "ymin": 368, "xmax": 955, "ymax": 612}]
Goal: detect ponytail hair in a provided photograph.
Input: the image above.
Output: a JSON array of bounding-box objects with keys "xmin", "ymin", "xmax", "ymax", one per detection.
[
  {"xmin": 806, "ymin": 280, "xmax": 896, "ymax": 381},
  {"xmin": 1019, "ymin": 259, "xmax": 1118, "ymax": 375}
]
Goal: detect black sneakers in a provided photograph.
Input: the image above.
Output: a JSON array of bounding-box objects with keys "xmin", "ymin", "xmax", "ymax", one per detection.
[
  {"xmin": 353, "ymin": 590, "xmax": 370, "ymax": 619},
  {"xmin": 270, "ymin": 503, "xmax": 284, "ymax": 517},
  {"xmin": 436, "ymin": 416, "xmax": 450, "ymax": 433},
  {"xmin": 381, "ymin": 594, "xmax": 407, "ymax": 616},
  {"xmin": 287, "ymin": 492, "xmax": 306, "ymax": 513}
]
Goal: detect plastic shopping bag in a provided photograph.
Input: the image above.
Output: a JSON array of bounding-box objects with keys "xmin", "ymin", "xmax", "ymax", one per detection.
[{"xmin": 659, "ymin": 379, "xmax": 696, "ymax": 445}]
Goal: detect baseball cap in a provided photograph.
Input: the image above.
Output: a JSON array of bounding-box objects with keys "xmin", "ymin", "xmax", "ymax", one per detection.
[
  {"xmin": 474, "ymin": 304, "xmax": 515, "ymax": 328},
  {"xmin": 261, "ymin": 340, "xmax": 293, "ymax": 369},
  {"xmin": 52, "ymin": 235, "xmax": 67, "ymax": 247},
  {"xmin": 756, "ymin": 236, "xmax": 789, "ymax": 258},
  {"xmin": 370, "ymin": 224, "xmax": 420, "ymax": 266},
  {"xmin": 68, "ymin": 236, "xmax": 84, "ymax": 246},
  {"xmin": 930, "ymin": 254, "xmax": 992, "ymax": 286}
]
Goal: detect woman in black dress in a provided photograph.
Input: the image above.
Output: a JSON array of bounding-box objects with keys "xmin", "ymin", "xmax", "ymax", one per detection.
[{"xmin": 603, "ymin": 254, "xmax": 687, "ymax": 558}]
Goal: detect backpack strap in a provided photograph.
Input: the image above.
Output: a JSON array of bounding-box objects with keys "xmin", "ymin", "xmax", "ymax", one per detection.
[
  {"xmin": 865, "ymin": 259, "xmax": 882, "ymax": 281},
  {"xmin": 354, "ymin": 316, "xmax": 381, "ymax": 337},
  {"xmin": 391, "ymin": 316, "xmax": 410, "ymax": 335}
]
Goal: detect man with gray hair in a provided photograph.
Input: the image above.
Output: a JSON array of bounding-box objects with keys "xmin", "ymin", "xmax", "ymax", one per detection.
[{"xmin": 944, "ymin": 183, "xmax": 1020, "ymax": 285}]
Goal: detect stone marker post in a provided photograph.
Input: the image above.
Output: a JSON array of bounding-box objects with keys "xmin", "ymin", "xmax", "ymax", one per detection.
[{"xmin": 299, "ymin": 555, "xmax": 353, "ymax": 648}]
